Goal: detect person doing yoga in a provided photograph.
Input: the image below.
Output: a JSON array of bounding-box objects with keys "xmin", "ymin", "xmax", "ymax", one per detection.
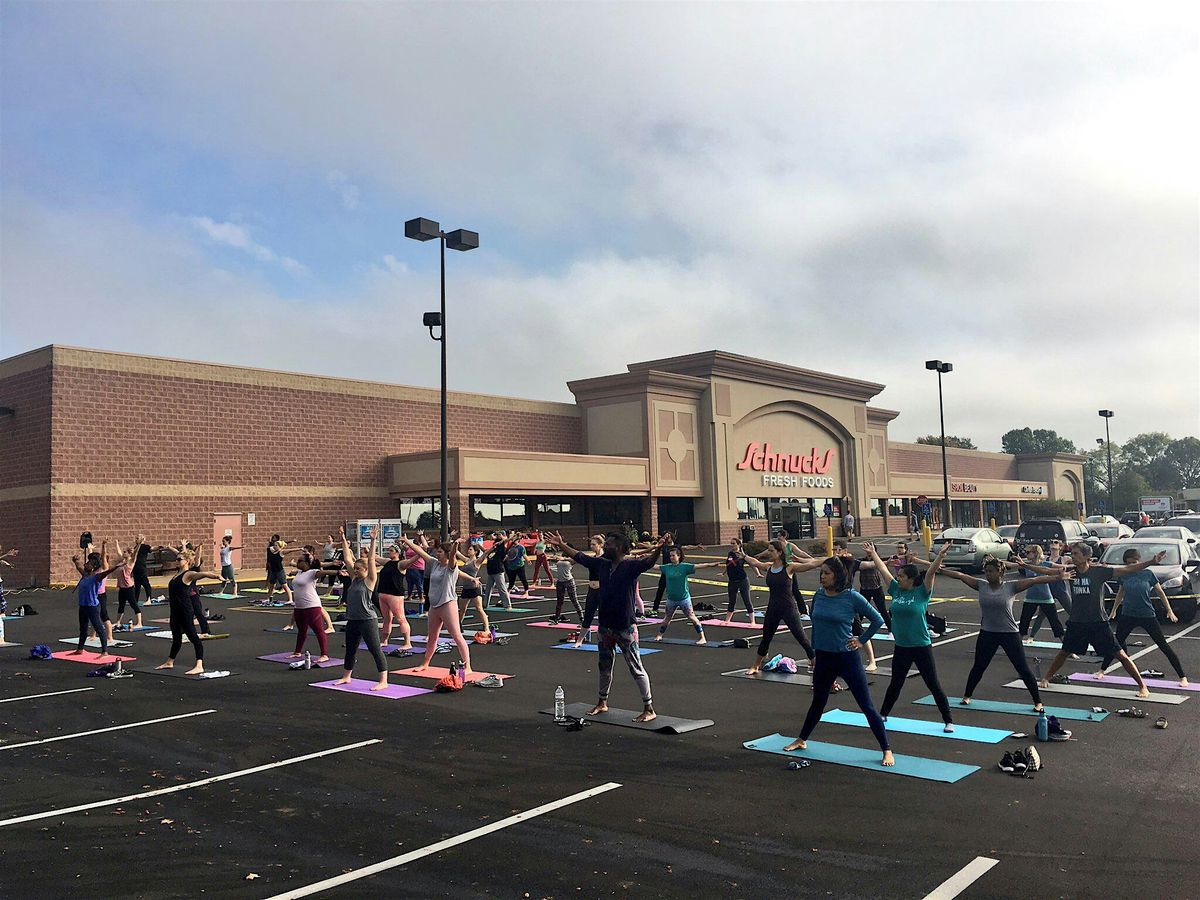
[
  {"xmin": 70, "ymin": 553, "xmax": 123, "ymax": 658},
  {"xmin": 547, "ymin": 530, "xmax": 668, "ymax": 723},
  {"xmin": 1102, "ymin": 548, "xmax": 1187, "ymax": 687},
  {"xmin": 722, "ymin": 537, "xmax": 756, "ymax": 624},
  {"xmin": 784, "ymin": 556, "xmax": 893, "ymax": 766},
  {"xmin": 156, "ymin": 549, "xmax": 221, "ymax": 674},
  {"xmin": 574, "ymin": 535, "xmax": 607, "ymax": 647},
  {"xmin": 1039, "ymin": 543, "xmax": 1163, "ymax": 698},
  {"xmin": 548, "ymin": 551, "xmax": 584, "ymax": 624},
  {"xmin": 939, "ymin": 556, "xmax": 1063, "ymax": 710},
  {"xmin": 864, "ymin": 541, "xmax": 955, "ymax": 731},
  {"xmin": 654, "ymin": 546, "xmax": 720, "ymax": 644},
  {"xmin": 375, "ymin": 543, "xmax": 415, "ymax": 650},
  {"xmin": 404, "ymin": 534, "xmax": 481, "ymax": 676},
  {"xmin": 741, "ymin": 540, "xmax": 822, "ymax": 674},
  {"xmin": 333, "ymin": 527, "xmax": 390, "ymax": 691},
  {"xmin": 112, "ymin": 539, "xmax": 143, "ymax": 630},
  {"xmin": 1016, "ymin": 544, "xmax": 1066, "ymax": 641},
  {"xmin": 286, "ymin": 552, "xmax": 333, "ymax": 663},
  {"xmin": 457, "ymin": 542, "xmax": 491, "ymax": 632}
]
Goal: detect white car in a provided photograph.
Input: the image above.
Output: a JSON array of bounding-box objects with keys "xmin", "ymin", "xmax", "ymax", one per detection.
[
  {"xmin": 1135, "ymin": 526, "xmax": 1198, "ymax": 545},
  {"xmin": 932, "ymin": 527, "xmax": 1013, "ymax": 571},
  {"xmin": 1085, "ymin": 515, "xmax": 1119, "ymax": 525}
]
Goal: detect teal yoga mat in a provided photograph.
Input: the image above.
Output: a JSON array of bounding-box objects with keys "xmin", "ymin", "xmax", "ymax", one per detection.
[
  {"xmin": 743, "ymin": 733, "xmax": 979, "ymax": 783},
  {"xmin": 914, "ymin": 695, "xmax": 1108, "ymax": 721},
  {"xmin": 869, "ymin": 628, "xmax": 956, "ymax": 642},
  {"xmin": 820, "ymin": 708, "xmax": 1011, "ymax": 743},
  {"xmin": 204, "ymin": 593, "xmax": 243, "ymax": 600},
  {"xmin": 551, "ymin": 643, "xmax": 661, "ymax": 655}
]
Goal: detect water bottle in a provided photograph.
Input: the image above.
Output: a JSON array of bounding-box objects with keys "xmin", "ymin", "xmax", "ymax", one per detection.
[
  {"xmin": 1036, "ymin": 709, "xmax": 1049, "ymax": 742},
  {"xmin": 489, "ymin": 624, "xmax": 497, "ymax": 641},
  {"xmin": 304, "ymin": 650, "xmax": 312, "ymax": 670},
  {"xmin": 554, "ymin": 685, "xmax": 566, "ymax": 721},
  {"xmin": 0, "ymin": 615, "xmax": 5, "ymax": 644}
]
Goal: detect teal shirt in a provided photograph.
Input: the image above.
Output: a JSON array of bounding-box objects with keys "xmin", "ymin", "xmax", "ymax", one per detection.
[
  {"xmin": 887, "ymin": 579, "xmax": 932, "ymax": 647},
  {"xmin": 1118, "ymin": 570, "xmax": 1159, "ymax": 619},
  {"xmin": 660, "ymin": 562, "xmax": 696, "ymax": 602},
  {"xmin": 1018, "ymin": 567, "xmax": 1054, "ymax": 604}
]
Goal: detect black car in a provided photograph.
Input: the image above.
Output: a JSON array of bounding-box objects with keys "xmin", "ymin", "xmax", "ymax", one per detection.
[
  {"xmin": 1119, "ymin": 511, "xmax": 1145, "ymax": 531},
  {"xmin": 1014, "ymin": 518, "xmax": 1102, "ymax": 555}
]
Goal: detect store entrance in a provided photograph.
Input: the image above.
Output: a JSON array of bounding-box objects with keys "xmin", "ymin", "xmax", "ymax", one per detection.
[{"xmin": 769, "ymin": 499, "xmax": 816, "ymax": 539}]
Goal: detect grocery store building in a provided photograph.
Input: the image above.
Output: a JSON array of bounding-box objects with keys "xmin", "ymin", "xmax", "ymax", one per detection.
[{"xmin": 0, "ymin": 346, "xmax": 1086, "ymax": 585}]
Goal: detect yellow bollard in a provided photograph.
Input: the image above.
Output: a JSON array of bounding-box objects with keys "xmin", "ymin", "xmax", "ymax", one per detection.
[
  {"xmin": 826, "ymin": 524, "xmax": 834, "ymax": 557},
  {"xmin": 922, "ymin": 523, "xmax": 933, "ymax": 552},
  {"xmin": 989, "ymin": 517, "xmax": 997, "ymax": 531}
]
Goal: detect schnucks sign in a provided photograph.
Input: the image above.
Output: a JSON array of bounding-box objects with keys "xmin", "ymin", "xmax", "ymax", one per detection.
[{"xmin": 736, "ymin": 442, "xmax": 835, "ymax": 474}]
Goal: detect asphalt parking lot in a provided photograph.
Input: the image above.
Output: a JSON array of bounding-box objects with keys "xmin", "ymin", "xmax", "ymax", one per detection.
[{"xmin": 2, "ymin": 542, "xmax": 1198, "ymax": 899}]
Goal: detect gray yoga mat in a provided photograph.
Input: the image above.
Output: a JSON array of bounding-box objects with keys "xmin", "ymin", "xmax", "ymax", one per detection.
[
  {"xmin": 721, "ymin": 667, "xmax": 879, "ymax": 686},
  {"xmin": 1002, "ymin": 679, "xmax": 1187, "ymax": 705},
  {"xmin": 541, "ymin": 702, "xmax": 714, "ymax": 734}
]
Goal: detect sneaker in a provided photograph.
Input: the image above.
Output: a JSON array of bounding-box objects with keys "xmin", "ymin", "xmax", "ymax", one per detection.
[
  {"xmin": 1011, "ymin": 748, "xmax": 1029, "ymax": 774},
  {"xmin": 998, "ymin": 751, "xmax": 1017, "ymax": 774},
  {"xmin": 1023, "ymin": 745, "xmax": 1041, "ymax": 773},
  {"xmin": 943, "ymin": 722, "xmax": 955, "ymax": 734},
  {"xmin": 1047, "ymin": 716, "xmax": 1072, "ymax": 741},
  {"xmin": 473, "ymin": 674, "xmax": 504, "ymax": 688}
]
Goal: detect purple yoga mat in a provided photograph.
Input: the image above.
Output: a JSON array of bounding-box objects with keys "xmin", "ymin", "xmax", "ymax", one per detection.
[
  {"xmin": 699, "ymin": 618, "xmax": 762, "ymax": 630},
  {"xmin": 258, "ymin": 652, "xmax": 344, "ymax": 668},
  {"xmin": 1069, "ymin": 673, "xmax": 1198, "ymax": 692},
  {"xmin": 310, "ymin": 679, "xmax": 433, "ymax": 699}
]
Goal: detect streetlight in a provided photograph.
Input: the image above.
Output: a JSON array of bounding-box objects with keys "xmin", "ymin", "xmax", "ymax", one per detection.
[
  {"xmin": 1099, "ymin": 410, "xmax": 1115, "ymax": 518},
  {"xmin": 405, "ymin": 217, "xmax": 480, "ymax": 542},
  {"xmin": 925, "ymin": 360, "xmax": 953, "ymax": 528}
]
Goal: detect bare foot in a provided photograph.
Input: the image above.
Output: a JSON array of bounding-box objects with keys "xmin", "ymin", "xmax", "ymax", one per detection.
[
  {"xmin": 696, "ymin": 636, "xmax": 707, "ymax": 645},
  {"xmin": 653, "ymin": 634, "xmax": 663, "ymax": 642},
  {"xmin": 283, "ymin": 624, "xmax": 295, "ymax": 631},
  {"xmin": 1137, "ymin": 686, "xmax": 1150, "ymax": 698},
  {"xmin": 633, "ymin": 707, "xmax": 656, "ymax": 723},
  {"xmin": 1181, "ymin": 677, "xmax": 1189, "ymax": 687},
  {"xmin": 1093, "ymin": 671, "xmax": 1106, "ymax": 680},
  {"xmin": 287, "ymin": 652, "xmax": 302, "ymax": 659},
  {"xmin": 370, "ymin": 680, "xmax": 389, "ymax": 691},
  {"xmin": 185, "ymin": 664, "xmax": 203, "ymax": 675},
  {"xmin": 1038, "ymin": 679, "xmax": 1049, "ymax": 689},
  {"xmin": 411, "ymin": 665, "xmax": 428, "ymax": 673},
  {"xmin": 396, "ymin": 643, "xmax": 413, "ymax": 652},
  {"xmin": 960, "ymin": 697, "xmax": 971, "ymax": 705},
  {"xmin": 333, "ymin": 675, "xmax": 352, "ymax": 685},
  {"xmin": 68, "ymin": 649, "xmax": 84, "ymax": 656},
  {"xmin": 865, "ymin": 664, "xmax": 878, "ymax": 673},
  {"xmin": 1022, "ymin": 637, "xmax": 1033, "ymax": 645},
  {"xmin": 588, "ymin": 702, "xmax": 608, "ymax": 716},
  {"xmin": 464, "ymin": 668, "xmax": 475, "ymax": 677},
  {"xmin": 1034, "ymin": 703, "xmax": 1044, "ymax": 712},
  {"xmin": 317, "ymin": 655, "xmax": 329, "ymax": 663},
  {"xmin": 747, "ymin": 666, "xmax": 761, "ymax": 675},
  {"xmin": 782, "ymin": 738, "xmax": 806, "ymax": 752},
  {"xmin": 722, "ymin": 616, "xmax": 733, "ymax": 624},
  {"xmin": 156, "ymin": 661, "xmax": 174, "ymax": 669},
  {"xmin": 325, "ymin": 626, "xmax": 335, "ymax": 634},
  {"xmin": 573, "ymin": 641, "xmax": 584, "ymax": 648},
  {"xmin": 881, "ymin": 750, "xmax": 895, "ymax": 767}
]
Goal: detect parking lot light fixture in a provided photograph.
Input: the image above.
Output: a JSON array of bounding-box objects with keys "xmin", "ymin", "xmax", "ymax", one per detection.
[
  {"xmin": 925, "ymin": 360, "xmax": 953, "ymax": 528},
  {"xmin": 1099, "ymin": 410, "xmax": 1115, "ymax": 520}
]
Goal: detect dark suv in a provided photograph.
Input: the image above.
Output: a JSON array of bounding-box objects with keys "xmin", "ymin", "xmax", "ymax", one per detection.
[
  {"xmin": 1014, "ymin": 519, "xmax": 1102, "ymax": 555},
  {"xmin": 1119, "ymin": 511, "xmax": 1145, "ymax": 531}
]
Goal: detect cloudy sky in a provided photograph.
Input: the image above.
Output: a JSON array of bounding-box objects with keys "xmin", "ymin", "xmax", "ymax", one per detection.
[{"xmin": 1, "ymin": 2, "xmax": 1197, "ymax": 450}]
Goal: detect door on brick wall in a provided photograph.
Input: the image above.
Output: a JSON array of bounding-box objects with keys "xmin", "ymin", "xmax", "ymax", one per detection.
[{"xmin": 213, "ymin": 514, "xmax": 242, "ymax": 568}]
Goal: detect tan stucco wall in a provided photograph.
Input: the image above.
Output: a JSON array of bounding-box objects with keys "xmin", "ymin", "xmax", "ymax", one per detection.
[{"xmin": 584, "ymin": 400, "xmax": 646, "ymax": 456}]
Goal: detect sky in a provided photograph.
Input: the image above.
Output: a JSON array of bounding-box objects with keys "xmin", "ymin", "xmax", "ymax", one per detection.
[{"xmin": 1, "ymin": 1, "xmax": 1197, "ymax": 451}]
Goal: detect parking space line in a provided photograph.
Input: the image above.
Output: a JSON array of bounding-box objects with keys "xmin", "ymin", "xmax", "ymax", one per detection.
[
  {"xmin": 0, "ymin": 739, "xmax": 381, "ymax": 828},
  {"xmin": 876, "ymin": 631, "xmax": 979, "ymax": 663},
  {"xmin": 0, "ymin": 687, "xmax": 94, "ymax": 704},
  {"xmin": 0, "ymin": 709, "xmax": 217, "ymax": 752},
  {"xmin": 923, "ymin": 856, "xmax": 999, "ymax": 899},
  {"xmin": 263, "ymin": 781, "xmax": 623, "ymax": 899},
  {"xmin": 1103, "ymin": 619, "xmax": 1200, "ymax": 672}
]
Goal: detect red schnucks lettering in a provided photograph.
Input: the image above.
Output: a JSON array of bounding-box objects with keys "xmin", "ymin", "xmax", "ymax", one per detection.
[
  {"xmin": 813, "ymin": 449, "xmax": 834, "ymax": 474},
  {"xmin": 737, "ymin": 441, "xmax": 836, "ymax": 473},
  {"xmin": 736, "ymin": 442, "xmax": 759, "ymax": 470}
]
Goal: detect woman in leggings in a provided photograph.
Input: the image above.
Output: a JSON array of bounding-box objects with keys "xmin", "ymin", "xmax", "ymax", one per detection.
[
  {"xmin": 112, "ymin": 539, "xmax": 143, "ymax": 631},
  {"xmin": 1102, "ymin": 547, "xmax": 1188, "ymax": 686},
  {"xmin": 531, "ymin": 535, "xmax": 554, "ymax": 587},
  {"xmin": 286, "ymin": 553, "xmax": 331, "ymax": 663},
  {"xmin": 156, "ymin": 550, "xmax": 220, "ymax": 674},
  {"xmin": 574, "ymin": 535, "xmax": 607, "ymax": 647},
  {"xmin": 722, "ymin": 537, "xmax": 756, "ymax": 624},
  {"xmin": 457, "ymin": 543, "xmax": 491, "ymax": 632},
  {"xmin": 403, "ymin": 535, "xmax": 481, "ymax": 675},
  {"xmin": 376, "ymin": 543, "xmax": 414, "ymax": 650},
  {"xmin": 333, "ymin": 527, "xmax": 390, "ymax": 691},
  {"xmin": 1016, "ymin": 545, "xmax": 1065, "ymax": 642},
  {"xmin": 1029, "ymin": 538, "xmax": 1072, "ymax": 638},
  {"xmin": 865, "ymin": 541, "xmax": 956, "ymax": 732},
  {"xmin": 940, "ymin": 557, "xmax": 1063, "ymax": 710},
  {"xmin": 784, "ymin": 556, "xmax": 892, "ymax": 766},
  {"xmin": 741, "ymin": 540, "xmax": 822, "ymax": 674},
  {"xmin": 70, "ymin": 555, "xmax": 123, "ymax": 658}
]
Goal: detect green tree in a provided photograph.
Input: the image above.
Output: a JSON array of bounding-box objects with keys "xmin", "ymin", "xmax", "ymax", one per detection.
[
  {"xmin": 1112, "ymin": 470, "xmax": 1153, "ymax": 513},
  {"xmin": 1001, "ymin": 428, "xmax": 1078, "ymax": 455},
  {"xmin": 1121, "ymin": 432, "xmax": 1172, "ymax": 474},
  {"xmin": 1165, "ymin": 437, "xmax": 1200, "ymax": 489},
  {"xmin": 1083, "ymin": 446, "xmax": 1117, "ymax": 509},
  {"xmin": 916, "ymin": 435, "xmax": 978, "ymax": 449}
]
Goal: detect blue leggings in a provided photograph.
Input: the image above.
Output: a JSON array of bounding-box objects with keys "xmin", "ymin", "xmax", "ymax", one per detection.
[{"xmin": 799, "ymin": 650, "xmax": 889, "ymax": 750}]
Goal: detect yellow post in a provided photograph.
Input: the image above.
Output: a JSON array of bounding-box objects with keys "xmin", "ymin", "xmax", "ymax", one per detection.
[
  {"xmin": 922, "ymin": 523, "xmax": 933, "ymax": 552},
  {"xmin": 825, "ymin": 524, "xmax": 834, "ymax": 557},
  {"xmin": 989, "ymin": 517, "xmax": 997, "ymax": 530}
]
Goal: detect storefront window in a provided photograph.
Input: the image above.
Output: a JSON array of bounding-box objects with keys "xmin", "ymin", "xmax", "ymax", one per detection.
[
  {"xmin": 888, "ymin": 498, "xmax": 906, "ymax": 517},
  {"xmin": 814, "ymin": 498, "xmax": 842, "ymax": 519},
  {"xmin": 536, "ymin": 498, "xmax": 586, "ymax": 526},
  {"xmin": 397, "ymin": 497, "xmax": 444, "ymax": 531},
  {"xmin": 591, "ymin": 498, "xmax": 642, "ymax": 528},
  {"xmin": 657, "ymin": 497, "xmax": 695, "ymax": 524},
  {"xmin": 737, "ymin": 497, "xmax": 768, "ymax": 520},
  {"xmin": 471, "ymin": 496, "xmax": 529, "ymax": 530},
  {"xmin": 951, "ymin": 500, "xmax": 981, "ymax": 529},
  {"xmin": 869, "ymin": 499, "xmax": 884, "ymax": 517},
  {"xmin": 983, "ymin": 500, "xmax": 1017, "ymax": 526}
]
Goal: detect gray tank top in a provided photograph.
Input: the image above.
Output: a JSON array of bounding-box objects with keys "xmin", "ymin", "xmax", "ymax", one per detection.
[
  {"xmin": 976, "ymin": 580, "xmax": 1018, "ymax": 633},
  {"xmin": 345, "ymin": 580, "xmax": 377, "ymax": 621}
]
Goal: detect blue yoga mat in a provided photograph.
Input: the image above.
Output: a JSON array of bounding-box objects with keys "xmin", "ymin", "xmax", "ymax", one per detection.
[
  {"xmin": 743, "ymin": 733, "xmax": 979, "ymax": 783},
  {"xmin": 914, "ymin": 695, "xmax": 1108, "ymax": 722},
  {"xmin": 820, "ymin": 708, "xmax": 1011, "ymax": 744},
  {"xmin": 551, "ymin": 644, "xmax": 661, "ymax": 655}
]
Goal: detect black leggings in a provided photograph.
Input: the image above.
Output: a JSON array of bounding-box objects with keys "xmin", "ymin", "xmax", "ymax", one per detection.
[
  {"xmin": 653, "ymin": 575, "xmax": 667, "ymax": 613},
  {"xmin": 132, "ymin": 569, "xmax": 153, "ymax": 605},
  {"xmin": 790, "ymin": 574, "xmax": 807, "ymax": 615},
  {"xmin": 861, "ymin": 587, "xmax": 890, "ymax": 629},
  {"xmin": 554, "ymin": 581, "xmax": 584, "ymax": 621},
  {"xmin": 964, "ymin": 631, "xmax": 1040, "ymax": 704},
  {"xmin": 169, "ymin": 600, "xmax": 204, "ymax": 661},
  {"xmin": 77, "ymin": 606, "xmax": 106, "ymax": 653},
  {"xmin": 117, "ymin": 586, "xmax": 140, "ymax": 617},
  {"xmin": 582, "ymin": 586, "xmax": 599, "ymax": 630},
  {"xmin": 190, "ymin": 593, "xmax": 210, "ymax": 634},
  {"xmin": 506, "ymin": 567, "xmax": 529, "ymax": 593},
  {"xmin": 799, "ymin": 650, "xmax": 889, "ymax": 750},
  {"xmin": 726, "ymin": 578, "xmax": 753, "ymax": 616},
  {"xmin": 1019, "ymin": 602, "xmax": 1063, "ymax": 638},
  {"xmin": 343, "ymin": 618, "xmax": 387, "ymax": 674},
  {"xmin": 1104, "ymin": 615, "xmax": 1186, "ymax": 678},
  {"xmin": 756, "ymin": 596, "xmax": 813, "ymax": 661},
  {"xmin": 881, "ymin": 644, "xmax": 952, "ymax": 723}
]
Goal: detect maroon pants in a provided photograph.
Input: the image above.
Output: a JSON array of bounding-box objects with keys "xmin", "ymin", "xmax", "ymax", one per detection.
[{"xmin": 293, "ymin": 606, "xmax": 329, "ymax": 656}]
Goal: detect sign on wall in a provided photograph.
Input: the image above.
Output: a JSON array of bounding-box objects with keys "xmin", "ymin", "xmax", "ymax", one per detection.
[{"xmin": 730, "ymin": 415, "xmax": 845, "ymax": 498}]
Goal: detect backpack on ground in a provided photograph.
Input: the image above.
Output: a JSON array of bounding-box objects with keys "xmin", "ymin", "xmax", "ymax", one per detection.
[{"xmin": 30, "ymin": 644, "xmax": 51, "ymax": 660}]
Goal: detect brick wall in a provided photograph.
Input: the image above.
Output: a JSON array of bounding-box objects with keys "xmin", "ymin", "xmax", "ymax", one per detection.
[
  {"xmin": 887, "ymin": 443, "xmax": 1017, "ymax": 480},
  {"xmin": 0, "ymin": 363, "xmax": 53, "ymax": 585}
]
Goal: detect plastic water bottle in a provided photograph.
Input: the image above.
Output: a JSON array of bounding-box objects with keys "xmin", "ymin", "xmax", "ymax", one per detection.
[
  {"xmin": 554, "ymin": 685, "xmax": 565, "ymax": 721},
  {"xmin": 490, "ymin": 624, "xmax": 497, "ymax": 641},
  {"xmin": 304, "ymin": 650, "xmax": 312, "ymax": 670},
  {"xmin": 1036, "ymin": 709, "xmax": 1049, "ymax": 742}
]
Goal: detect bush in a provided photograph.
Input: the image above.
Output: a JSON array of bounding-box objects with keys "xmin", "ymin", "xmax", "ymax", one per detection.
[{"xmin": 741, "ymin": 541, "xmax": 768, "ymax": 557}]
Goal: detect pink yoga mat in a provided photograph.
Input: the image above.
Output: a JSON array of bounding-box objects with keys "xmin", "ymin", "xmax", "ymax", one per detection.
[
  {"xmin": 699, "ymin": 618, "xmax": 762, "ymax": 630},
  {"xmin": 527, "ymin": 621, "xmax": 581, "ymax": 630},
  {"xmin": 310, "ymin": 679, "xmax": 432, "ymax": 699},
  {"xmin": 52, "ymin": 649, "xmax": 136, "ymax": 664},
  {"xmin": 258, "ymin": 652, "xmax": 344, "ymax": 668},
  {"xmin": 394, "ymin": 665, "xmax": 512, "ymax": 683},
  {"xmin": 1069, "ymin": 673, "xmax": 1198, "ymax": 692}
]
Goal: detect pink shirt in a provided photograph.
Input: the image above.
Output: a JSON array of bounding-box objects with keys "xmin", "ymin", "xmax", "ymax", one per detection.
[
  {"xmin": 117, "ymin": 563, "xmax": 134, "ymax": 589},
  {"xmin": 405, "ymin": 547, "xmax": 426, "ymax": 571}
]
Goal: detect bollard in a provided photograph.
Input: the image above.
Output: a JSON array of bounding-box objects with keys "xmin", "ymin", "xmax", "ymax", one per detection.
[
  {"xmin": 826, "ymin": 525, "xmax": 834, "ymax": 557},
  {"xmin": 922, "ymin": 523, "xmax": 933, "ymax": 552}
]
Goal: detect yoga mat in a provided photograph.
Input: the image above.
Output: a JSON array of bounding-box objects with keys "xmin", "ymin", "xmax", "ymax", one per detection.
[
  {"xmin": 58, "ymin": 637, "xmax": 134, "ymax": 649},
  {"xmin": 128, "ymin": 668, "xmax": 236, "ymax": 680},
  {"xmin": 551, "ymin": 643, "xmax": 661, "ymax": 655},
  {"xmin": 116, "ymin": 625, "xmax": 158, "ymax": 633},
  {"xmin": 1023, "ymin": 640, "xmax": 1066, "ymax": 649},
  {"xmin": 541, "ymin": 703, "xmax": 714, "ymax": 734},
  {"xmin": 743, "ymin": 733, "xmax": 979, "ymax": 783},
  {"xmin": 1069, "ymin": 673, "xmax": 1200, "ymax": 692},
  {"xmin": 204, "ymin": 593, "xmax": 243, "ymax": 600},
  {"xmin": 257, "ymin": 652, "xmax": 344, "ymax": 668},
  {"xmin": 401, "ymin": 633, "xmax": 517, "ymax": 644},
  {"xmin": 870, "ymin": 629, "xmax": 956, "ymax": 642},
  {"xmin": 821, "ymin": 709, "xmax": 1012, "ymax": 744},
  {"xmin": 146, "ymin": 630, "xmax": 230, "ymax": 641},
  {"xmin": 464, "ymin": 607, "xmax": 535, "ymax": 614},
  {"xmin": 242, "ymin": 588, "xmax": 270, "ymax": 593},
  {"xmin": 699, "ymin": 618, "xmax": 762, "ymax": 630},
  {"xmin": 310, "ymin": 679, "xmax": 433, "ymax": 700},
  {"xmin": 394, "ymin": 665, "xmax": 512, "ymax": 683},
  {"xmin": 721, "ymin": 668, "xmax": 876, "ymax": 687},
  {"xmin": 0, "ymin": 641, "xmax": 23, "ymax": 648},
  {"xmin": 229, "ymin": 606, "xmax": 290, "ymax": 615},
  {"xmin": 914, "ymin": 695, "xmax": 1108, "ymax": 722},
  {"xmin": 52, "ymin": 649, "xmax": 136, "ymax": 664},
  {"xmin": 651, "ymin": 636, "xmax": 736, "ymax": 648},
  {"xmin": 527, "ymin": 621, "xmax": 582, "ymax": 630},
  {"xmin": 1004, "ymin": 679, "xmax": 1187, "ymax": 705}
]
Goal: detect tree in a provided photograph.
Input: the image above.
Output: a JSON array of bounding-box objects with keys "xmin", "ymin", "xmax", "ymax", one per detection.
[
  {"xmin": 1165, "ymin": 437, "xmax": 1200, "ymax": 488},
  {"xmin": 916, "ymin": 435, "xmax": 978, "ymax": 449},
  {"xmin": 1121, "ymin": 432, "xmax": 1172, "ymax": 474},
  {"xmin": 1112, "ymin": 470, "xmax": 1153, "ymax": 514},
  {"xmin": 1021, "ymin": 499, "xmax": 1076, "ymax": 519},
  {"xmin": 1083, "ymin": 446, "xmax": 1116, "ymax": 508},
  {"xmin": 1001, "ymin": 427, "xmax": 1077, "ymax": 455}
]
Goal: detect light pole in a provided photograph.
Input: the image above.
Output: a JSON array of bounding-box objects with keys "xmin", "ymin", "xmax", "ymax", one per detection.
[
  {"xmin": 925, "ymin": 360, "xmax": 953, "ymax": 528},
  {"xmin": 405, "ymin": 217, "xmax": 479, "ymax": 543},
  {"xmin": 1099, "ymin": 410, "xmax": 1115, "ymax": 518}
]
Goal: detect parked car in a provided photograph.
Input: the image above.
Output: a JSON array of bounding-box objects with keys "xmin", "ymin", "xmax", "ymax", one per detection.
[
  {"xmin": 932, "ymin": 527, "xmax": 1013, "ymax": 572},
  {"xmin": 1085, "ymin": 515, "xmax": 1119, "ymax": 525},
  {"xmin": 996, "ymin": 525, "xmax": 1019, "ymax": 547},
  {"xmin": 1136, "ymin": 526, "xmax": 1198, "ymax": 544},
  {"xmin": 1166, "ymin": 515, "xmax": 1200, "ymax": 535},
  {"xmin": 1088, "ymin": 523, "xmax": 1135, "ymax": 551},
  {"xmin": 1099, "ymin": 538, "xmax": 1200, "ymax": 624},
  {"xmin": 1014, "ymin": 518, "xmax": 1102, "ymax": 556}
]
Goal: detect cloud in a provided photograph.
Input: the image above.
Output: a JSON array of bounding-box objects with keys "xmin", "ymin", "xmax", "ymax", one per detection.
[
  {"xmin": 187, "ymin": 216, "xmax": 309, "ymax": 276},
  {"xmin": 326, "ymin": 170, "xmax": 360, "ymax": 211}
]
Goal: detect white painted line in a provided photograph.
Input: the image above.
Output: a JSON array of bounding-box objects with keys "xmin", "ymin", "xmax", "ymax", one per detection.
[
  {"xmin": 1103, "ymin": 620, "xmax": 1200, "ymax": 673},
  {"xmin": 0, "ymin": 687, "xmax": 94, "ymax": 704},
  {"xmin": 0, "ymin": 709, "xmax": 217, "ymax": 752},
  {"xmin": 0, "ymin": 739, "xmax": 380, "ymax": 828},
  {"xmin": 263, "ymin": 781, "xmax": 622, "ymax": 899},
  {"xmin": 923, "ymin": 856, "xmax": 1000, "ymax": 899},
  {"xmin": 877, "ymin": 631, "xmax": 978, "ymax": 664}
]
